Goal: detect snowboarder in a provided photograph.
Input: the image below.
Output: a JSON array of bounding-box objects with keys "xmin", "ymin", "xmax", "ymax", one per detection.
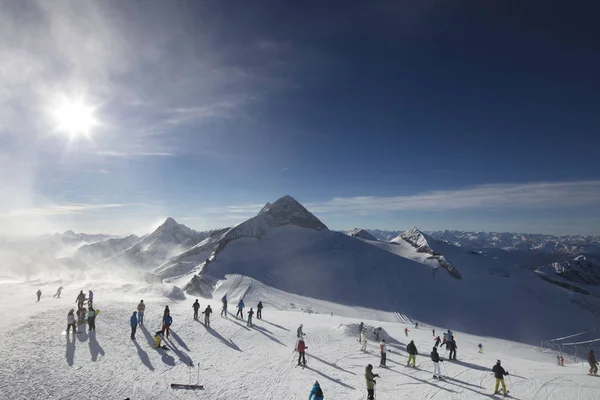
[
  {"xmin": 359, "ymin": 321, "xmax": 364, "ymax": 341},
  {"xmin": 193, "ymin": 299, "xmax": 200, "ymax": 320},
  {"xmin": 380, "ymin": 339, "xmax": 388, "ymax": 367},
  {"xmin": 88, "ymin": 290, "xmax": 94, "ymax": 308},
  {"xmin": 492, "ymin": 360, "xmax": 509, "ymax": 395},
  {"xmin": 361, "ymin": 328, "xmax": 368, "ymax": 352},
  {"xmin": 404, "ymin": 327, "xmax": 409, "ymax": 337},
  {"xmin": 297, "ymin": 338, "xmax": 307, "ymax": 366},
  {"xmin": 153, "ymin": 330, "xmax": 163, "ymax": 349},
  {"xmin": 137, "ymin": 300, "xmax": 145, "ymax": 325},
  {"xmin": 130, "ymin": 311, "xmax": 138, "ymax": 340},
  {"xmin": 221, "ymin": 295, "xmax": 228, "ymax": 318},
  {"xmin": 162, "ymin": 313, "xmax": 173, "ymax": 338},
  {"xmin": 36, "ymin": 289, "xmax": 41, "ymax": 302},
  {"xmin": 202, "ymin": 305, "xmax": 212, "ymax": 327},
  {"xmin": 236, "ymin": 299, "xmax": 245, "ymax": 319},
  {"xmin": 53, "ymin": 286, "xmax": 63, "ymax": 298},
  {"xmin": 76, "ymin": 291, "xmax": 86, "ymax": 308},
  {"xmin": 449, "ymin": 339, "xmax": 457, "ymax": 360},
  {"xmin": 407, "ymin": 340, "xmax": 418, "ymax": 367},
  {"xmin": 478, "ymin": 343, "xmax": 483, "ymax": 353},
  {"xmin": 431, "ymin": 347, "xmax": 444, "ymax": 379},
  {"xmin": 87, "ymin": 306, "xmax": 96, "ymax": 331},
  {"xmin": 308, "ymin": 380, "xmax": 324, "ymax": 400},
  {"xmin": 589, "ymin": 350, "xmax": 598, "ymax": 375},
  {"xmin": 365, "ymin": 364, "xmax": 379, "ymax": 400},
  {"xmin": 247, "ymin": 308, "xmax": 254, "ymax": 327},
  {"xmin": 257, "ymin": 301, "xmax": 263, "ymax": 320},
  {"xmin": 560, "ymin": 355, "xmax": 564, "ymax": 366},
  {"xmin": 163, "ymin": 305, "xmax": 170, "ymax": 317},
  {"xmin": 434, "ymin": 336, "xmax": 441, "ymax": 348},
  {"xmin": 66, "ymin": 309, "xmax": 76, "ymax": 334}
]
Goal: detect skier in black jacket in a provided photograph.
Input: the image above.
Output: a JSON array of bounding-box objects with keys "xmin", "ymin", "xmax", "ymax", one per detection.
[
  {"xmin": 589, "ymin": 350, "xmax": 598, "ymax": 375},
  {"xmin": 257, "ymin": 301, "xmax": 263, "ymax": 320},
  {"xmin": 202, "ymin": 305, "xmax": 212, "ymax": 327},
  {"xmin": 492, "ymin": 360, "xmax": 509, "ymax": 395},
  {"xmin": 192, "ymin": 300, "xmax": 200, "ymax": 320},
  {"xmin": 448, "ymin": 339, "xmax": 457, "ymax": 360},
  {"xmin": 430, "ymin": 347, "xmax": 443, "ymax": 379},
  {"xmin": 407, "ymin": 340, "xmax": 418, "ymax": 367}
]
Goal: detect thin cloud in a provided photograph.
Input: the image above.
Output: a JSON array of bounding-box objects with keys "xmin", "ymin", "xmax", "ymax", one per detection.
[
  {"xmin": 0, "ymin": 203, "xmax": 144, "ymax": 218},
  {"xmin": 280, "ymin": 167, "xmax": 289, "ymax": 172},
  {"xmin": 305, "ymin": 181, "xmax": 600, "ymax": 214}
]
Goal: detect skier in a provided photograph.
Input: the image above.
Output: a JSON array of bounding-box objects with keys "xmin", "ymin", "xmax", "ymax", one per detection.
[
  {"xmin": 76, "ymin": 291, "xmax": 86, "ymax": 308},
  {"xmin": 433, "ymin": 328, "xmax": 435, "ymax": 337},
  {"xmin": 589, "ymin": 350, "xmax": 599, "ymax": 375},
  {"xmin": 77, "ymin": 306, "xmax": 87, "ymax": 324},
  {"xmin": 247, "ymin": 307, "xmax": 254, "ymax": 327},
  {"xmin": 478, "ymin": 343, "xmax": 483, "ymax": 353},
  {"xmin": 36, "ymin": 289, "xmax": 42, "ymax": 302},
  {"xmin": 557, "ymin": 355, "xmax": 561, "ymax": 365},
  {"xmin": 404, "ymin": 327, "xmax": 409, "ymax": 337},
  {"xmin": 308, "ymin": 380, "xmax": 324, "ymax": 400},
  {"xmin": 359, "ymin": 321, "xmax": 364, "ymax": 341},
  {"xmin": 88, "ymin": 290, "xmax": 94, "ymax": 308},
  {"xmin": 434, "ymin": 336, "xmax": 441, "ymax": 348},
  {"xmin": 449, "ymin": 338, "xmax": 457, "ymax": 360},
  {"xmin": 192, "ymin": 299, "xmax": 200, "ymax": 320},
  {"xmin": 137, "ymin": 300, "xmax": 145, "ymax": 325},
  {"xmin": 430, "ymin": 347, "xmax": 444, "ymax": 379},
  {"xmin": 380, "ymin": 339, "xmax": 387, "ymax": 367},
  {"xmin": 442, "ymin": 335, "xmax": 447, "ymax": 349},
  {"xmin": 236, "ymin": 299, "xmax": 245, "ymax": 319},
  {"xmin": 407, "ymin": 340, "xmax": 418, "ymax": 367},
  {"xmin": 374, "ymin": 327, "xmax": 381, "ymax": 341},
  {"xmin": 87, "ymin": 306, "xmax": 96, "ymax": 331},
  {"xmin": 297, "ymin": 338, "xmax": 307, "ymax": 366},
  {"xmin": 54, "ymin": 286, "xmax": 63, "ymax": 298},
  {"xmin": 66, "ymin": 309, "xmax": 76, "ymax": 334},
  {"xmin": 221, "ymin": 295, "xmax": 228, "ymax": 318},
  {"xmin": 365, "ymin": 364, "xmax": 379, "ymax": 400},
  {"xmin": 162, "ymin": 313, "xmax": 173, "ymax": 339},
  {"xmin": 257, "ymin": 301, "xmax": 263, "ymax": 320},
  {"xmin": 297, "ymin": 324, "xmax": 304, "ymax": 338},
  {"xmin": 560, "ymin": 355, "xmax": 564, "ymax": 367},
  {"xmin": 130, "ymin": 311, "xmax": 138, "ymax": 340},
  {"xmin": 415, "ymin": 322, "xmax": 419, "ymax": 329},
  {"xmin": 361, "ymin": 328, "xmax": 368, "ymax": 352},
  {"xmin": 202, "ymin": 305, "xmax": 212, "ymax": 327},
  {"xmin": 492, "ymin": 360, "xmax": 509, "ymax": 395}
]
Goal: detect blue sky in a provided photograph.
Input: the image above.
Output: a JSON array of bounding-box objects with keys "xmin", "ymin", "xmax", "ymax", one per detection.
[{"xmin": 1, "ymin": 1, "xmax": 599, "ymax": 236}]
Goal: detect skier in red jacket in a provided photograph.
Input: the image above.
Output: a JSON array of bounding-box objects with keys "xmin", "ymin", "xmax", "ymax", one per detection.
[{"xmin": 297, "ymin": 338, "xmax": 307, "ymax": 366}]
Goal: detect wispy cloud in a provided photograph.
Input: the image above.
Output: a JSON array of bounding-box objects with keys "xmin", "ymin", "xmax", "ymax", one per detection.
[
  {"xmin": 280, "ymin": 167, "xmax": 289, "ymax": 172},
  {"xmin": 95, "ymin": 150, "xmax": 174, "ymax": 158},
  {"xmin": 305, "ymin": 181, "xmax": 600, "ymax": 214},
  {"xmin": 0, "ymin": 203, "xmax": 143, "ymax": 218}
]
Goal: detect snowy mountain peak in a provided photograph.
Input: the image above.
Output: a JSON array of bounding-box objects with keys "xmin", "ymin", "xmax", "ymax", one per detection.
[
  {"xmin": 252, "ymin": 195, "xmax": 328, "ymax": 232},
  {"xmin": 396, "ymin": 227, "xmax": 430, "ymax": 252},
  {"xmin": 349, "ymin": 228, "xmax": 378, "ymax": 241}
]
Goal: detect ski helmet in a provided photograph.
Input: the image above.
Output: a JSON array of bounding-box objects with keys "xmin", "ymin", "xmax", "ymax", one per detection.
[
  {"xmin": 366, "ymin": 364, "xmax": 373, "ymax": 370},
  {"xmin": 497, "ymin": 360, "xmax": 501, "ymax": 365}
]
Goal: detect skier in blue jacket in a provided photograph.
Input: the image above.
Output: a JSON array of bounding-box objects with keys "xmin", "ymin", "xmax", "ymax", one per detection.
[
  {"xmin": 162, "ymin": 314, "xmax": 173, "ymax": 338},
  {"xmin": 236, "ymin": 299, "xmax": 245, "ymax": 319},
  {"xmin": 130, "ymin": 311, "xmax": 138, "ymax": 340},
  {"xmin": 309, "ymin": 380, "xmax": 324, "ymax": 400}
]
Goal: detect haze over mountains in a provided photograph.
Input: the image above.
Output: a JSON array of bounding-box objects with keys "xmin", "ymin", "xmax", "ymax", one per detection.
[{"xmin": 1, "ymin": 195, "xmax": 600, "ymax": 344}]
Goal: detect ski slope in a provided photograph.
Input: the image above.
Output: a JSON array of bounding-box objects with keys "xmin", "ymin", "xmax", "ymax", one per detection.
[{"xmin": 0, "ymin": 277, "xmax": 598, "ymax": 400}]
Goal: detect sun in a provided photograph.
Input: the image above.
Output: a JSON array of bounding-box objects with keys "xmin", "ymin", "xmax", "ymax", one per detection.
[{"xmin": 53, "ymin": 97, "xmax": 98, "ymax": 139}]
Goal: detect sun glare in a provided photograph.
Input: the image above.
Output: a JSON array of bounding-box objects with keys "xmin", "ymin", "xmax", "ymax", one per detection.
[{"xmin": 53, "ymin": 97, "xmax": 98, "ymax": 139}]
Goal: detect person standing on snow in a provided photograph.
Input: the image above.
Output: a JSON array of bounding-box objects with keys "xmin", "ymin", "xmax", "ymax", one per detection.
[
  {"xmin": 492, "ymin": 360, "xmax": 509, "ymax": 395},
  {"xmin": 430, "ymin": 347, "xmax": 444, "ymax": 379},
  {"xmin": 236, "ymin": 299, "xmax": 245, "ymax": 319},
  {"xmin": 297, "ymin": 324, "xmax": 304, "ymax": 338},
  {"xmin": 415, "ymin": 322, "xmax": 419, "ymax": 329},
  {"xmin": 359, "ymin": 322, "xmax": 364, "ymax": 341},
  {"xmin": 404, "ymin": 327, "xmax": 409, "ymax": 337},
  {"xmin": 87, "ymin": 306, "xmax": 96, "ymax": 331},
  {"xmin": 433, "ymin": 328, "xmax": 435, "ymax": 337},
  {"xmin": 163, "ymin": 305, "xmax": 170, "ymax": 318},
  {"xmin": 193, "ymin": 299, "xmax": 200, "ymax": 320},
  {"xmin": 560, "ymin": 355, "xmax": 564, "ymax": 366},
  {"xmin": 434, "ymin": 336, "xmax": 441, "ymax": 348},
  {"xmin": 297, "ymin": 338, "xmax": 307, "ymax": 366},
  {"xmin": 203, "ymin": 305, "xmax": 212, "ymax": 327},
  {"xmin": 54, "ymin": 286, "xmax": 63, "ymax": 298},
  {"xmin": 130, "ymin": 311, "xmax": 138, "ymax": 340},
  {"xmin": 247, "ymin": 308, "xmax": 254, "ymax": 327},
  {"xmin": 365, "ymin": 364, "xmax": 379, "ymax": 400},
  {"xmin": 153, "ymin": 330, "xmax": 164, "ymax": 349},
  {"xmin": 66, "ymin": 309, "xmax": 76, "ymax": 334},
  {"xmin": 308, "ymin": 380, "xmax": 324, "ymax": 400},
  {"xmin": 257, "ymin": 301, "xmax": 263, "ymax": 320},
  {"xmin": 361, "ymin": 329, "xmax": 368, "ymax": 352},
  {"xmin": 162, "ymin": 313, "xmax": 173, "ymax": 338},
  {"xmin": 88, "ymin": 290, "xmax": 94, "ymax": 308},
  {"xmin": 36, "ymin": 289, "xmax": 42, "ymax": 302},
  {"xmin": 76, "ymin": 291, "xmax": 86, "ymax": 308},
  {"xmin": 137, "ymin": 300, "xmax": 145, "ymax": 326},
  {"xmin": 589, "ymin": 350, "xmax": 599, "ymax": 375},
  {"xmin": 221, "ymin": 295, "xmax": 228, "ymax": 318},
  {"xmin": 449, "ymin": 339, "xmax": 457, "ymax": 360},
  {"xmin": 478, "ymin": 343, "xmax": 483, "ymax": 353},
  {"xmin": 380, "ymin": 339, "xmax": 388, "ymax": 367},
  {"xmin": 407, "ymin": 340, "xmax": 418, "ymax": 367}
]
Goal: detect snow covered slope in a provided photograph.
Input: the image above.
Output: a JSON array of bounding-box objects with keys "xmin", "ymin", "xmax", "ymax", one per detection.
[
  {"xmin": 0, "ymin": 277, "xmax": 598, "ymax": 400},
  {"xmin": 72, "ymin": 234, "xmax": 141, "ymax": 265}
]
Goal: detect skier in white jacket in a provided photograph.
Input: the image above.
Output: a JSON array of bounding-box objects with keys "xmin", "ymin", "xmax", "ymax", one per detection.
[{"xmin": 361, "ymin": 329, "xmax": 368, "ymax": 352}]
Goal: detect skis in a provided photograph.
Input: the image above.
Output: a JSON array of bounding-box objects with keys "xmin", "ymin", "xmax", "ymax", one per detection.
[{"xmin": 170, "ymin": 384, "xmax": 204, "ymax": 390}]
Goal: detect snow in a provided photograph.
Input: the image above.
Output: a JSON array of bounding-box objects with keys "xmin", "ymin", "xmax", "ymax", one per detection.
[{"xmin": 0, "ymin": 277, "xmax": 598, "ymax": 400}]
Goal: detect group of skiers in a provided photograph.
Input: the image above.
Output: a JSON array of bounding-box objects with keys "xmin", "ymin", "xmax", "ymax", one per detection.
[
  {"xmin": 192, "ymin": 299, "xmax": 213, "ymax": 326},
  {"xmin": 223, "ymin": 296, "xmax": 263, "ymax": 328},
  {"xmin": 63, "ymin": 289, "xmax": 97, "ymax": 334}
]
